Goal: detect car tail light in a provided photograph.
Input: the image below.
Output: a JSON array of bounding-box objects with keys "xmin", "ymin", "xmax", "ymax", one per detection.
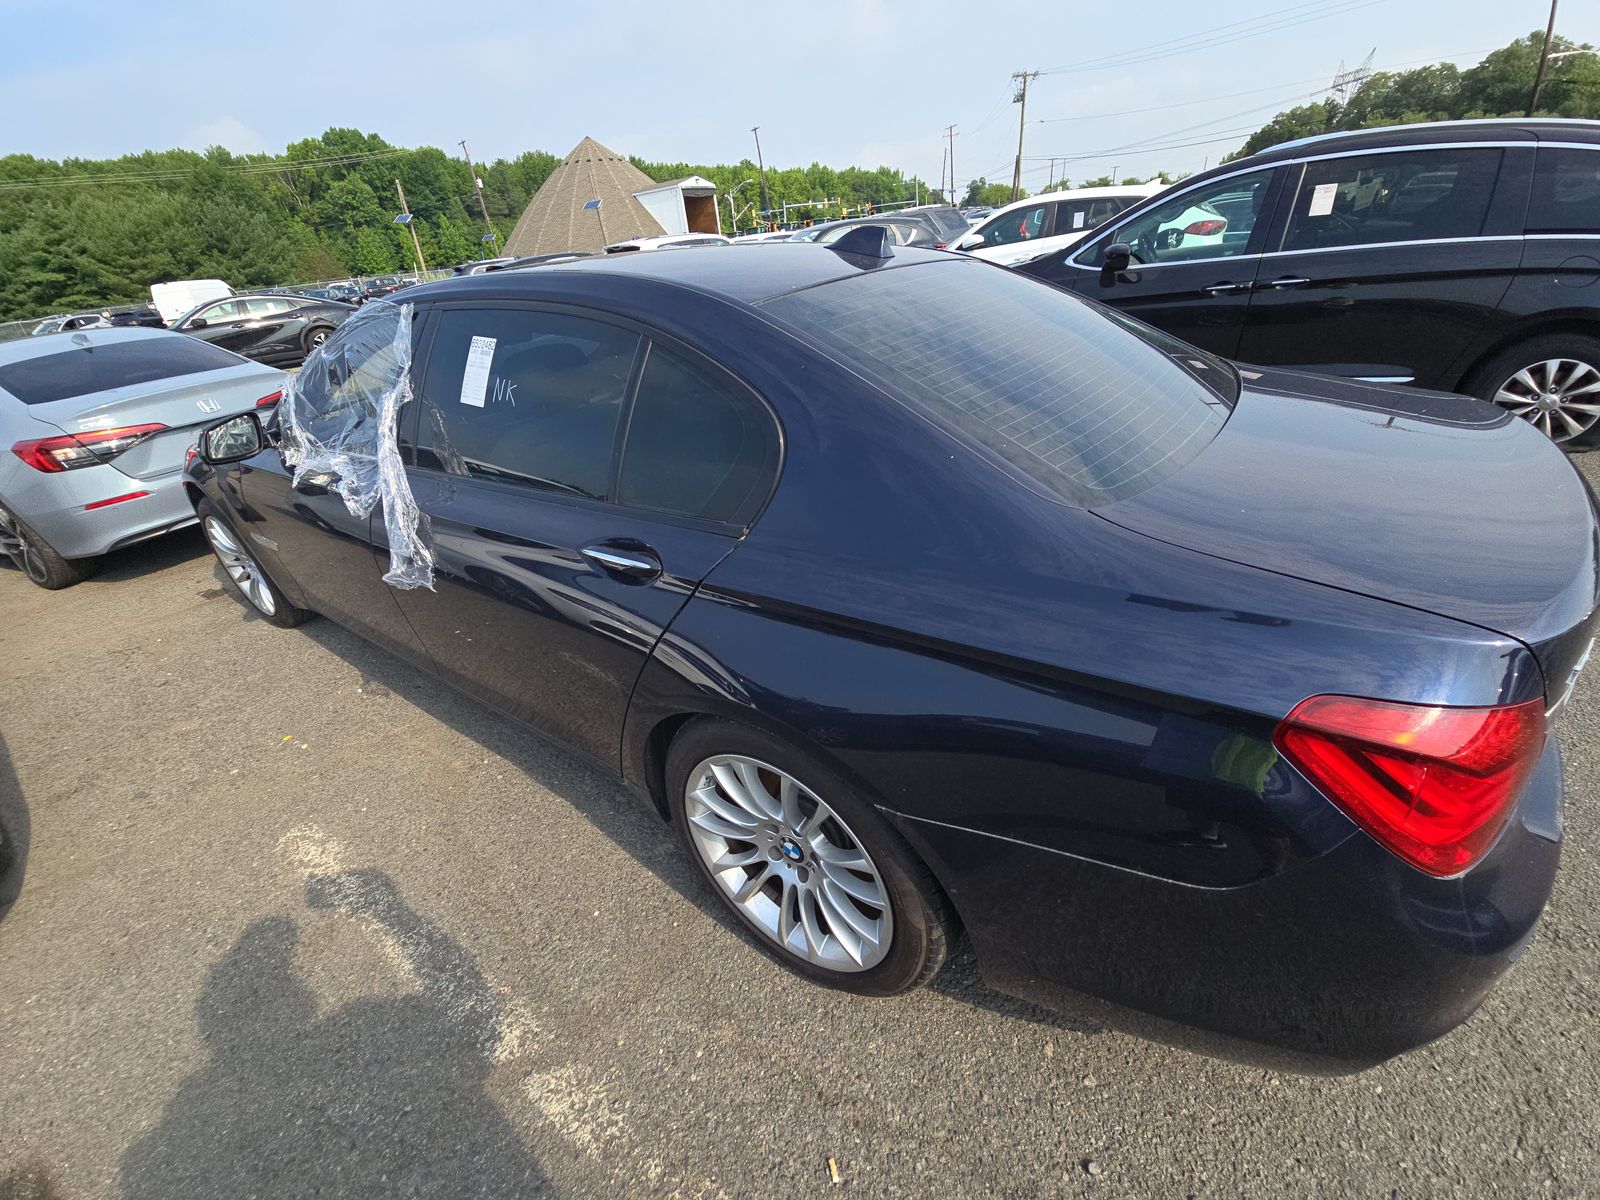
[
  {"xmin": 1183, "ymin": 218, "xmax": 1227, "ymax": 236},
  {"xmin": 11, "ymin": 423, "xmax": 167, "ymax": 473},
  {"xmin": 184, "ymin": 444, "xmax": 199, "ymax": 471},
  {"xmin": 256, "ymin": 390, "xmax": 283, "ymax": 408},
  {"xmin": 934, "ymin": 241, "xmax": 949, "ymax": 249},
  {"xmin": 1274, "ymin": 695, "xmax": 1546, "ymax": 877}
]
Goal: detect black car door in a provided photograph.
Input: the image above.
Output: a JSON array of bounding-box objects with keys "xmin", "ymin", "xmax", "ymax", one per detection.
[
  {"xmin": 237, "ymin": 307, "xmax": 435, "ymax": 665},
  {"xmin": 180, "ymin": 299, "xmax": 250, "ymax": 350},
  {"xmin": 1022, "ymin": 166, "xmax": 1283, "ymax": 359},
  {"xmin": 388, "ymin": 301, "xmax": 779, "ymax": 768},
  {"xmin": 1234, "ymin": 145, "xmax": 1524, "ymax": 387}
]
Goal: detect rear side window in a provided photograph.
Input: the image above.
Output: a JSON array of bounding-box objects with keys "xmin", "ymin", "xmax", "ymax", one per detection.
[
  {"xmin": 415, "ymin": 307, "xmax": 639, "ymax": 500},
  {"xmin": 1281, "ymin": 149, "xmax": 1501, "ymax": 251},
  {"xmin": 619, "ymin": 345, "xmax": 778, "ymax": 526},
  {"xmin": 1526, "ymin": 148, "xmax": 1600, "ymax": 234},
  {"xmin": 762, "ymin": 260, "xmax": 1233, "ymax": 508},
  {"xmin": 0, "ymin": 337, "xmax": 242, "ymax": 405}
]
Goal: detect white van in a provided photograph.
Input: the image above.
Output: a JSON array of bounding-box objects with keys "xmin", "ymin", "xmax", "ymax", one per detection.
[
  {"xmin": 149, "ymin": 279, "xmax": 233, "ymax": 325},
  {"xmin": 949, "ymin": 184, "xmax": 1168, "ymax": 266}
]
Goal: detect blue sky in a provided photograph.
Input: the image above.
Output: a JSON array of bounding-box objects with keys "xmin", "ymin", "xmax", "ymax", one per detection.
[{"xmin": 0, "ymin": 0, "xmax": 1585, "ymax": 193}]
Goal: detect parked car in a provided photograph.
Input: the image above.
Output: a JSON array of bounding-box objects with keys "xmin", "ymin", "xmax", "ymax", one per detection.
[
  {"xmin": 805, "ymin": 217, "xmax": 943, "ymax": 249},
  {"xmin": 30, "ymin": 313, "xmax": 108, "ymax": 336},
  {"xmin": 950, "ymin": 184, "xmax": 1168, "ymax": 265},
  {"xmin": 452, "ymin": 258, "xmax": 518, "ymax": 276},
  {"xmin": 186, "ymin": 243, "xmax": 1596, "ymax": 1070},
  {"xmin": 895, "ymin": 203, "xmax": 980, "ymax": 247},
  {"xmin": 1019, "ymin": 119, "xmax": 1600, "ymax": 445},
  {"xmin": 108, "ymin": 306, "xmax": 166, "ymax": 329},
  {"xmin": 0, "ymin": 328, "xmax": 285, "ymax": 589},
  {"xmin": 168, "ymin": 293, "xmax": 355, "ymax": 366},
  {"xmin": 323, "ymin": 282, "xmax": 363, "ymax": 304},
  {"xmin": 603, "ymin": 234, "xmax": 733, "ymax": 253}
]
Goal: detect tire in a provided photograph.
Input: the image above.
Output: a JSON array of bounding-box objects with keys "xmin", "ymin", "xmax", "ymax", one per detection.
[
  {"xmin": 301, "ymin": 325, "xmax": 332, "ymax": 356},
  {"xmin": 666, "ymin": 718, "xmax": 955, "ymax": 996},
  {"xmin": 0, "ymin": 505, "xmax": 101, "ymax": 590},
  {"xmin": 1464, "ymin": 333, "xmax": 1600, "ymax": 449},
  {"xmin": 196, "ymin": 498, "xmax": 311, "ymax": 628}
]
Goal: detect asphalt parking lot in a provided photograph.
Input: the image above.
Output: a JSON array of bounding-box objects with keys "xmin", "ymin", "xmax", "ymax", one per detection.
[{"xmin": 1, "ymin": 465, "xmax": 1598, "ymax": 1200}]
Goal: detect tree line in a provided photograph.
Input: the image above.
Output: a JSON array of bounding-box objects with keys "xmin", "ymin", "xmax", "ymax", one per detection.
[{"xmin": 0, "ymin": 133, "xmax": 936, "ymax": 320}]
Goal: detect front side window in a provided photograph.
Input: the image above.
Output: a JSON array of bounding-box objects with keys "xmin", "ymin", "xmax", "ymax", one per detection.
[
  {"xmin": 1280, "ymin": 148, "xmax": 1502, "ymax": 251},
  {"xmin": 980, "ymin": 203, "xmax": 1049, "ymax": 247},
  {"xmin": 1526, "ymin": 148, "xmax": 1600, "ymax": 234},
  {"xmin": 762, "ymin": 259, "xmax": 1233, "ymax": 508},
  {"xmin": 415, "ymin": 307, "xmax": 640, "ymax": 500},
  {"xmin": 618, "ymin": 345, "xmax": 778, "ymax": 526},
  {"xmin": 1080, "ymin": 169, "xmax": 1275, "ymax": 265},
  {"xmin": 196, "ymin": 299, "xmax": 246, "ymax": 324}
]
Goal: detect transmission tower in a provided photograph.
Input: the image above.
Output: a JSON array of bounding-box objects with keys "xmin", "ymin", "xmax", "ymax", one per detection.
[{"xmin": 1330, "ymin": 48, "xmax": 1376, "ymax": 102}]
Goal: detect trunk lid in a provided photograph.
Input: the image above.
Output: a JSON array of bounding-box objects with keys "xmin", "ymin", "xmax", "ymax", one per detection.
[
  {"xmin": 1093, "ymin": 367, "xmax": 1600, "ymax": 693},
  {"xmin": 26, "ymin": 363, "xmax": 284, "ymax": 479}
]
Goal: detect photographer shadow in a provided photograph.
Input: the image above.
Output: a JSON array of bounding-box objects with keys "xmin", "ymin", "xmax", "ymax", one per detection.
[{"xmin": 119, "ymin": 867, "xmax": 552, "ymax": 1199}]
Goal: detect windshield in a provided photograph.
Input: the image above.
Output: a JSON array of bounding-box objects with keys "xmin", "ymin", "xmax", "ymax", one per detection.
[
  {"xmin": 761, "ymin": 258, "xmax": 1235, "ymax": 508},
  {"xmin": 0, "ymin": 336, "xmax": 244, "ymax": 404}
]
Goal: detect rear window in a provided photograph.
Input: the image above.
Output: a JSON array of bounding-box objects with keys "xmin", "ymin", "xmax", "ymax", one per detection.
[
  {"xmin": 0, "ymin": 337, "xmax": 243, "ymax": 405},
  {"xmin": 1527, "ymin": 148, "xmax": 1600, "ymax": 234},
  {"xmin": 761, "ymin": 259, "xmax": 1233, "ymax": 507}
]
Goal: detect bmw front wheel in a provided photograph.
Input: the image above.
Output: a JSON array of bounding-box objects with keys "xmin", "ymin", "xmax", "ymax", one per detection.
[
  {"xmin": 197, "ymin": 499, "xmax": 309, "ymax": 628},
  {"xmin": 667, "ymin": 720, "xmax": 954, "ymax": 996}
]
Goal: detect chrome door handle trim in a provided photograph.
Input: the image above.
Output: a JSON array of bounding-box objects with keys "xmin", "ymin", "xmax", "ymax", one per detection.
[
  {"xmin": 1265, "ymin": 276, "xmax": 1311, "ymax": 289},
  {"xmin": 581, "ymin": 546, "xmax": 659, "ymax": 577},
  {"xmin": 1200, "ymin": 282, "xmax": 1249, "ymax": 295}
]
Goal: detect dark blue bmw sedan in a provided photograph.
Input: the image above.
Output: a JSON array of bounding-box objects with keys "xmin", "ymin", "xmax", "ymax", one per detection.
[{"xmin": 184, "ymin": 235, "xmax": 1599, "ymax": 1070}]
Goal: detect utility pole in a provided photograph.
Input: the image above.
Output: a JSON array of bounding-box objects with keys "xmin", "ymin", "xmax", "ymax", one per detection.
[
  {"xmin": 394, "ymin": 179, "xmax": 428, "ymax": 278},
  {"xmin": 1010, "ymin": 71, "xmax": 1038, "ymax": 202},
  {"xmin": 939, "ymin": 145, "xmax": 947, "ymax": 204},
  {"xmin": 944, "ymin": 124, "xmax": 958, "ymax": 206},
  {"xmin": 457, "ymin": 139, "xmax": 498, "ymax": 255},
  {"xmin": 750, "ymin": 126, "xmax": 771, "ymax": 226},
  {"xmin": 1527, "ymin": 0, "xmax": 1560, "ymax": 116}
]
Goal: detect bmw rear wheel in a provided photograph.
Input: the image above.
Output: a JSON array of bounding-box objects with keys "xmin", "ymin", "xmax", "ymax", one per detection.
[
  {"xmin": 667, "ymin": 720, "xmax": 954, "ymax": 995},
  {"xmin": 197, "ymin": 499, "xmax": 309, "ymax": 628},
  {"xmin": 1470, "ymin": 334, "xmax": 1600, "ymax": 447}
]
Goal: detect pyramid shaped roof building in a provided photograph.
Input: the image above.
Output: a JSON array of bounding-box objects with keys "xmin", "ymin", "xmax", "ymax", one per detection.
[{"xmin": 503, "ymin": 136, "xmax": 666, "ymax": 256}]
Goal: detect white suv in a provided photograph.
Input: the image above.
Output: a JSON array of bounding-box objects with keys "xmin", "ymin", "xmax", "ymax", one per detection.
[{"xmin": 949, "ymin": 184, "xmax": 1167, "ymax": 266}]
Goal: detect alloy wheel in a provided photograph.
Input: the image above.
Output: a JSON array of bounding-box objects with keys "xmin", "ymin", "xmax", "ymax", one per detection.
[
  {"xmin": 203, "ymin": 515, "xmax": 277, "ymax": 616},
  {"xmin": 0, "ymin": 509, "xmax": 48, "ymax": 586},
  {"xmin": 683, "ymin": 754, "xmax": 893, "ymax": 972},
  {"xmin": 1492, "ymin": 358, "xmax": 1600, "ymax": 443}
]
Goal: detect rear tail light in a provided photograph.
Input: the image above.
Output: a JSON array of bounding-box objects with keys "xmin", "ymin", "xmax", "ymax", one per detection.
[
  {"xmin": 934, "ymin": 241, "xmax": 949, "ymax": 249},
  {"xmin": 256, "ymin": 390, "xmax": 283, "ymax": 408},
  {"xmin": 11, "ymin": 423, "xmax": 167, "ymax": 473},
  {"xmin": 1274, "ymin": 695, "xmax": 1546, "ymax": 877},
  {"xmin": 1183, "ymin": 218, "xmax": 1227, "ymax": 236}
]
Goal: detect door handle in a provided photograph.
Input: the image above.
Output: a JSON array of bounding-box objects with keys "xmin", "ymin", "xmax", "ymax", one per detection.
[
  {"xmin": 1264, "ymin": 276, "xmax": 1311, "ymax": 289},
  {"xmin": 1200, "ymin": 282, "xmax": 1250, "ymax": 295},
  {"xmin": 581, "ymin": 543, "xmax": 661, "ymax": 583},
  {"xmin": 229, "ymin": 322, "xmax": 249, "ymax": 329}
]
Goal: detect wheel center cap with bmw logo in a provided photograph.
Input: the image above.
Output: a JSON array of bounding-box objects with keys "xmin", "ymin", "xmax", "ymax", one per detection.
[{"xmin": 779, "ymin": 837, "xmax": 803, "ymax": 863}]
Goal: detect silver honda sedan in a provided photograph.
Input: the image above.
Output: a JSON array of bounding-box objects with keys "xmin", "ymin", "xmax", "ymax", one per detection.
[{"xmin": 0, "ymin": 328, "xmax": 286, "ymax": 589}]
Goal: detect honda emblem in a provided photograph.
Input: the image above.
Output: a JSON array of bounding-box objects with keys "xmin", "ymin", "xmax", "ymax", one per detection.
[{"xmin": 196, "ymin": 398, "xmax": 222, "ymax": 414}]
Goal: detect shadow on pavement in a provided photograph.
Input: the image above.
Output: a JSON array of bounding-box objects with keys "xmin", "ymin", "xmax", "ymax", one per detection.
[
  {"xmin": 118, "ymin": 867, "xmax": 550, "ymax": 1199},
  {"xmin": 0, "ymin": 730, "xmax": 27, "ymax": 920},
  {"xmin": 292, "ymin": 617, "xmax": 1100, "ymax": 1037},
  {"xmin": 92, "ymin": 526, "xmax": 209, "ymax": 585}
]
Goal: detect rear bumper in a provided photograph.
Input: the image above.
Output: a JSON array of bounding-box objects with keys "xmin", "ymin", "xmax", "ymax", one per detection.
[
  {"xmin": 889, "ymin": 738, "xmax": 1563, "ymax": 1072},
  {"xmin": 1, "ymin": 465, "xmax": 196, "ymax": 560}
]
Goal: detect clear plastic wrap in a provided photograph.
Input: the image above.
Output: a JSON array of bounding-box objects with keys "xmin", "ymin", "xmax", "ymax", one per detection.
[{"xmin": 278, "ymin": 301, "xmax": 434, "ymax": 589}]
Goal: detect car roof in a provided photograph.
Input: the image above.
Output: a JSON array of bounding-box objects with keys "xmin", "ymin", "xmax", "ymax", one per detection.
[
  {"xmin": 1244, "ymin": 118, "xmax": 1600, "ymax": 164},
  {"xmin": 400, "ymin": 241, "xmax": 954, "ymax": 307},
  {"xmin": 0, "ymin": 325, "xmax": 179, "ymax": 366},
  {"xmin": 983, "ymin": 184, "xmax": 1166, "ymax": 220}
]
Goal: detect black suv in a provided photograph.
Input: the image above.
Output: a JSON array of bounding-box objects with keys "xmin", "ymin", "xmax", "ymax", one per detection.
[{"xmin": 1019, "ymin": 119, "xmax": 1600, "ymax": 445}]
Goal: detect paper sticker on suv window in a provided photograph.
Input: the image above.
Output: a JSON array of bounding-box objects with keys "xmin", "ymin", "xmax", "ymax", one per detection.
[
  {"xmin": 1307, "ymin": 183, "xmax": 1338, "ymax": 217},
  {"xmin": 1072, "ymin": 211, "xmax": 1086, "ymax": 229},
  {"xmin": 459, "ymin": 336, "xmax": 496, "ymax": 408}
]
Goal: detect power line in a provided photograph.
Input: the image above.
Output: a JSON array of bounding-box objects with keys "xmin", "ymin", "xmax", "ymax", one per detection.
[{"xmin": 1040, "ymin": 0, "xmax": 1390, "ymax": 75}]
